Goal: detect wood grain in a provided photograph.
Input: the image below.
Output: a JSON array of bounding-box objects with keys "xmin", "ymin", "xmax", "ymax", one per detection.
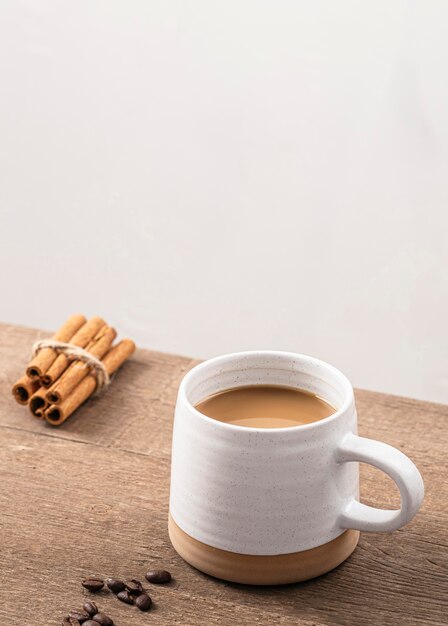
[{"xmin": 0, "ymin": 322, "xmax": 446, "ymax": 625}]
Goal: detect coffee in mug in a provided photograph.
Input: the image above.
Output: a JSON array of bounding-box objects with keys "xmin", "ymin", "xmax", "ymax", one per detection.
[{"xmin": 195, "ymin": 384, "xmax": 335, "ymax": 428}]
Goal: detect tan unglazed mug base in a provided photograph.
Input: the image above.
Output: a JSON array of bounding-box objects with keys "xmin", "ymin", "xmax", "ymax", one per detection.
[{"xmin": 168, "ymin": 514, "xmax": 360, "ymax": 585}]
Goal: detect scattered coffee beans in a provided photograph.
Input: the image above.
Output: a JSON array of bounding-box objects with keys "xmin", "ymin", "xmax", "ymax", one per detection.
[
  {"xmin": 69, "ymin": 609, "xmax": 90, "ymax": 622},
  {"xmin": 125, "ymin": 579, "xmax": 144, "ymax": 595},
  {"xmin": 92, "ymin": 614, "xmax": 113, "ymax": 626},
  {"xmin": 145, "ymin": 569, "xmax": 171, "ymax": 584},
  {"xmin": 105, "ymin": 578, "xmax": 125, "ymax": 594},
  {"xmin": 135, "ymin": 593, "xmax": 152, "ymax": 611},
  {"xmin": 83, "ymin": 601, "xmax": 98, "ymax": 617},
  {"xmin": 117, "ymin": 590, "xmax": 134, "ymax": 605},
  {"xmin": 82, "ymin": 578, "xmax": 104, "ymax": 592},
  {"xmin": 65, "ymin": 565, "xmax": 171, "ymax": 623}
]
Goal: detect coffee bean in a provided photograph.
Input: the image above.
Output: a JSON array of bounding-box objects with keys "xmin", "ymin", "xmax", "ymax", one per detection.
[
  {"xmin": 82, "ymin": 577, "xmax": 104, "ymax": 592},
  {"xmin": 145, "ymin": 569, "xmax": 171, "ymax": 584},
  {"xmin": 117, "ymin": 590, "xmax": 134, "ymax": 605},
  {"xmin": 69, "ymin": 609, "xmax": 90, "ymax": 622},
  {"xmin": 62, "ymin": 618, "xmax": 80, "ymax": 626},
  {"xmin": 83, "ymin": 622, "xmax": 101, "ymax": 626},
  {"xmin": 135, "ymin": 593, "xmax": 152, "ymax": 611},
  {"xmin": 83, "ymin": 601, "xmax": 98, "ymax": 617},
  {"xmin": 92, "ymin": 614, "xmax": 113, "ymax": 626},
  {"xmin": 105, "ymin": 578, "xmax": 125, "ymax": 594},
  {"xmin": 125, "ymin": 579, "xmax": 144, "ymax": 595}
]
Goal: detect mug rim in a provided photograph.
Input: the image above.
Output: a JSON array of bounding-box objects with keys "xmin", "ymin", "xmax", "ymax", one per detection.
[{"xmin": 178, "ymin": 350, "xmax": 354, "ymax": 433}]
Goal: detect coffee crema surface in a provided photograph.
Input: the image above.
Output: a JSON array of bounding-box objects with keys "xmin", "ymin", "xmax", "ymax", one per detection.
[{"xmin": 195, "ymin": 384, "xmax": 336, "ymax": 428}]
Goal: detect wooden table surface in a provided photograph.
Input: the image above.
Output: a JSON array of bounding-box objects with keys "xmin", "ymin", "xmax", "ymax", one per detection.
[{"xmin": 0, "ymin": 323, "xmax": 446, "ymax": 625}]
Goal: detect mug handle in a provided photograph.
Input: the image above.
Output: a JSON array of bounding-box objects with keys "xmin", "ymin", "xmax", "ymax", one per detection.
[{"xmin": 336, "ymin": 433, "xmax": 424, "ymax": 532}]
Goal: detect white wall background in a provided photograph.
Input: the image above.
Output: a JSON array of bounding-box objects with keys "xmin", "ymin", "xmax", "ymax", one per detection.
[{"xmin": 0, "ymin": 1, "xmax": 447, "ymax": 403}]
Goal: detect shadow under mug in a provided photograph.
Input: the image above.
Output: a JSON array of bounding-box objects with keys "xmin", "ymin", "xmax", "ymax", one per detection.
[{"xmin": 169, "ymin": 351, "xmax": 424, "ymax": 585}]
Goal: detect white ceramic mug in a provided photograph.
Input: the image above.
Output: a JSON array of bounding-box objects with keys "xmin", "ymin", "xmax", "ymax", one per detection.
[{"xmin": 169, "ymin": 351, "xmax": 424, "ymax": 584}]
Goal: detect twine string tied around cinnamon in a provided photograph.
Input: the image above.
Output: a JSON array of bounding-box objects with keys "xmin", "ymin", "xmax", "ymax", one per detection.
[{"xmin": 31, "ymin": 339, "xmax": 110, "ymax": 394}]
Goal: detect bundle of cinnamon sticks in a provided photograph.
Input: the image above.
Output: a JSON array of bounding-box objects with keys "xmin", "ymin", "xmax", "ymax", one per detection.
[{"xmin": 12, "ymin": 314, "xmax": 136, "ymax": 426}]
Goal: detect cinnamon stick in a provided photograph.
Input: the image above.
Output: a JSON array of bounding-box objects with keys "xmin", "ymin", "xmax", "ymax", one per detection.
[
  {"xmin": 45, "ymin": 339, "xmax": 136, "ymax": 426},
  {"xmin": 12, "ymin": 375, "xmax": 40, "ymax": 405},
  {"xmin": 45, "ymin": 325, "xmax": 116, "ymax": 405},
  {"xmin": 40, "ymin": 316, "xmax": 105, "ymax": 387},
  {"xmin": 26, "ymin": 314, "xmax": 86, "ymax": 379},
  {"xmin": 29, "ymin": 386, "xmax": 50, "ymax": 417}
]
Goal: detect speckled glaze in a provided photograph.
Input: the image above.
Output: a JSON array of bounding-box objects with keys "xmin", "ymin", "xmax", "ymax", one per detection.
[{"xmin": 169, "ymin": 352, "xmax": 424, "ymax": 578}]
